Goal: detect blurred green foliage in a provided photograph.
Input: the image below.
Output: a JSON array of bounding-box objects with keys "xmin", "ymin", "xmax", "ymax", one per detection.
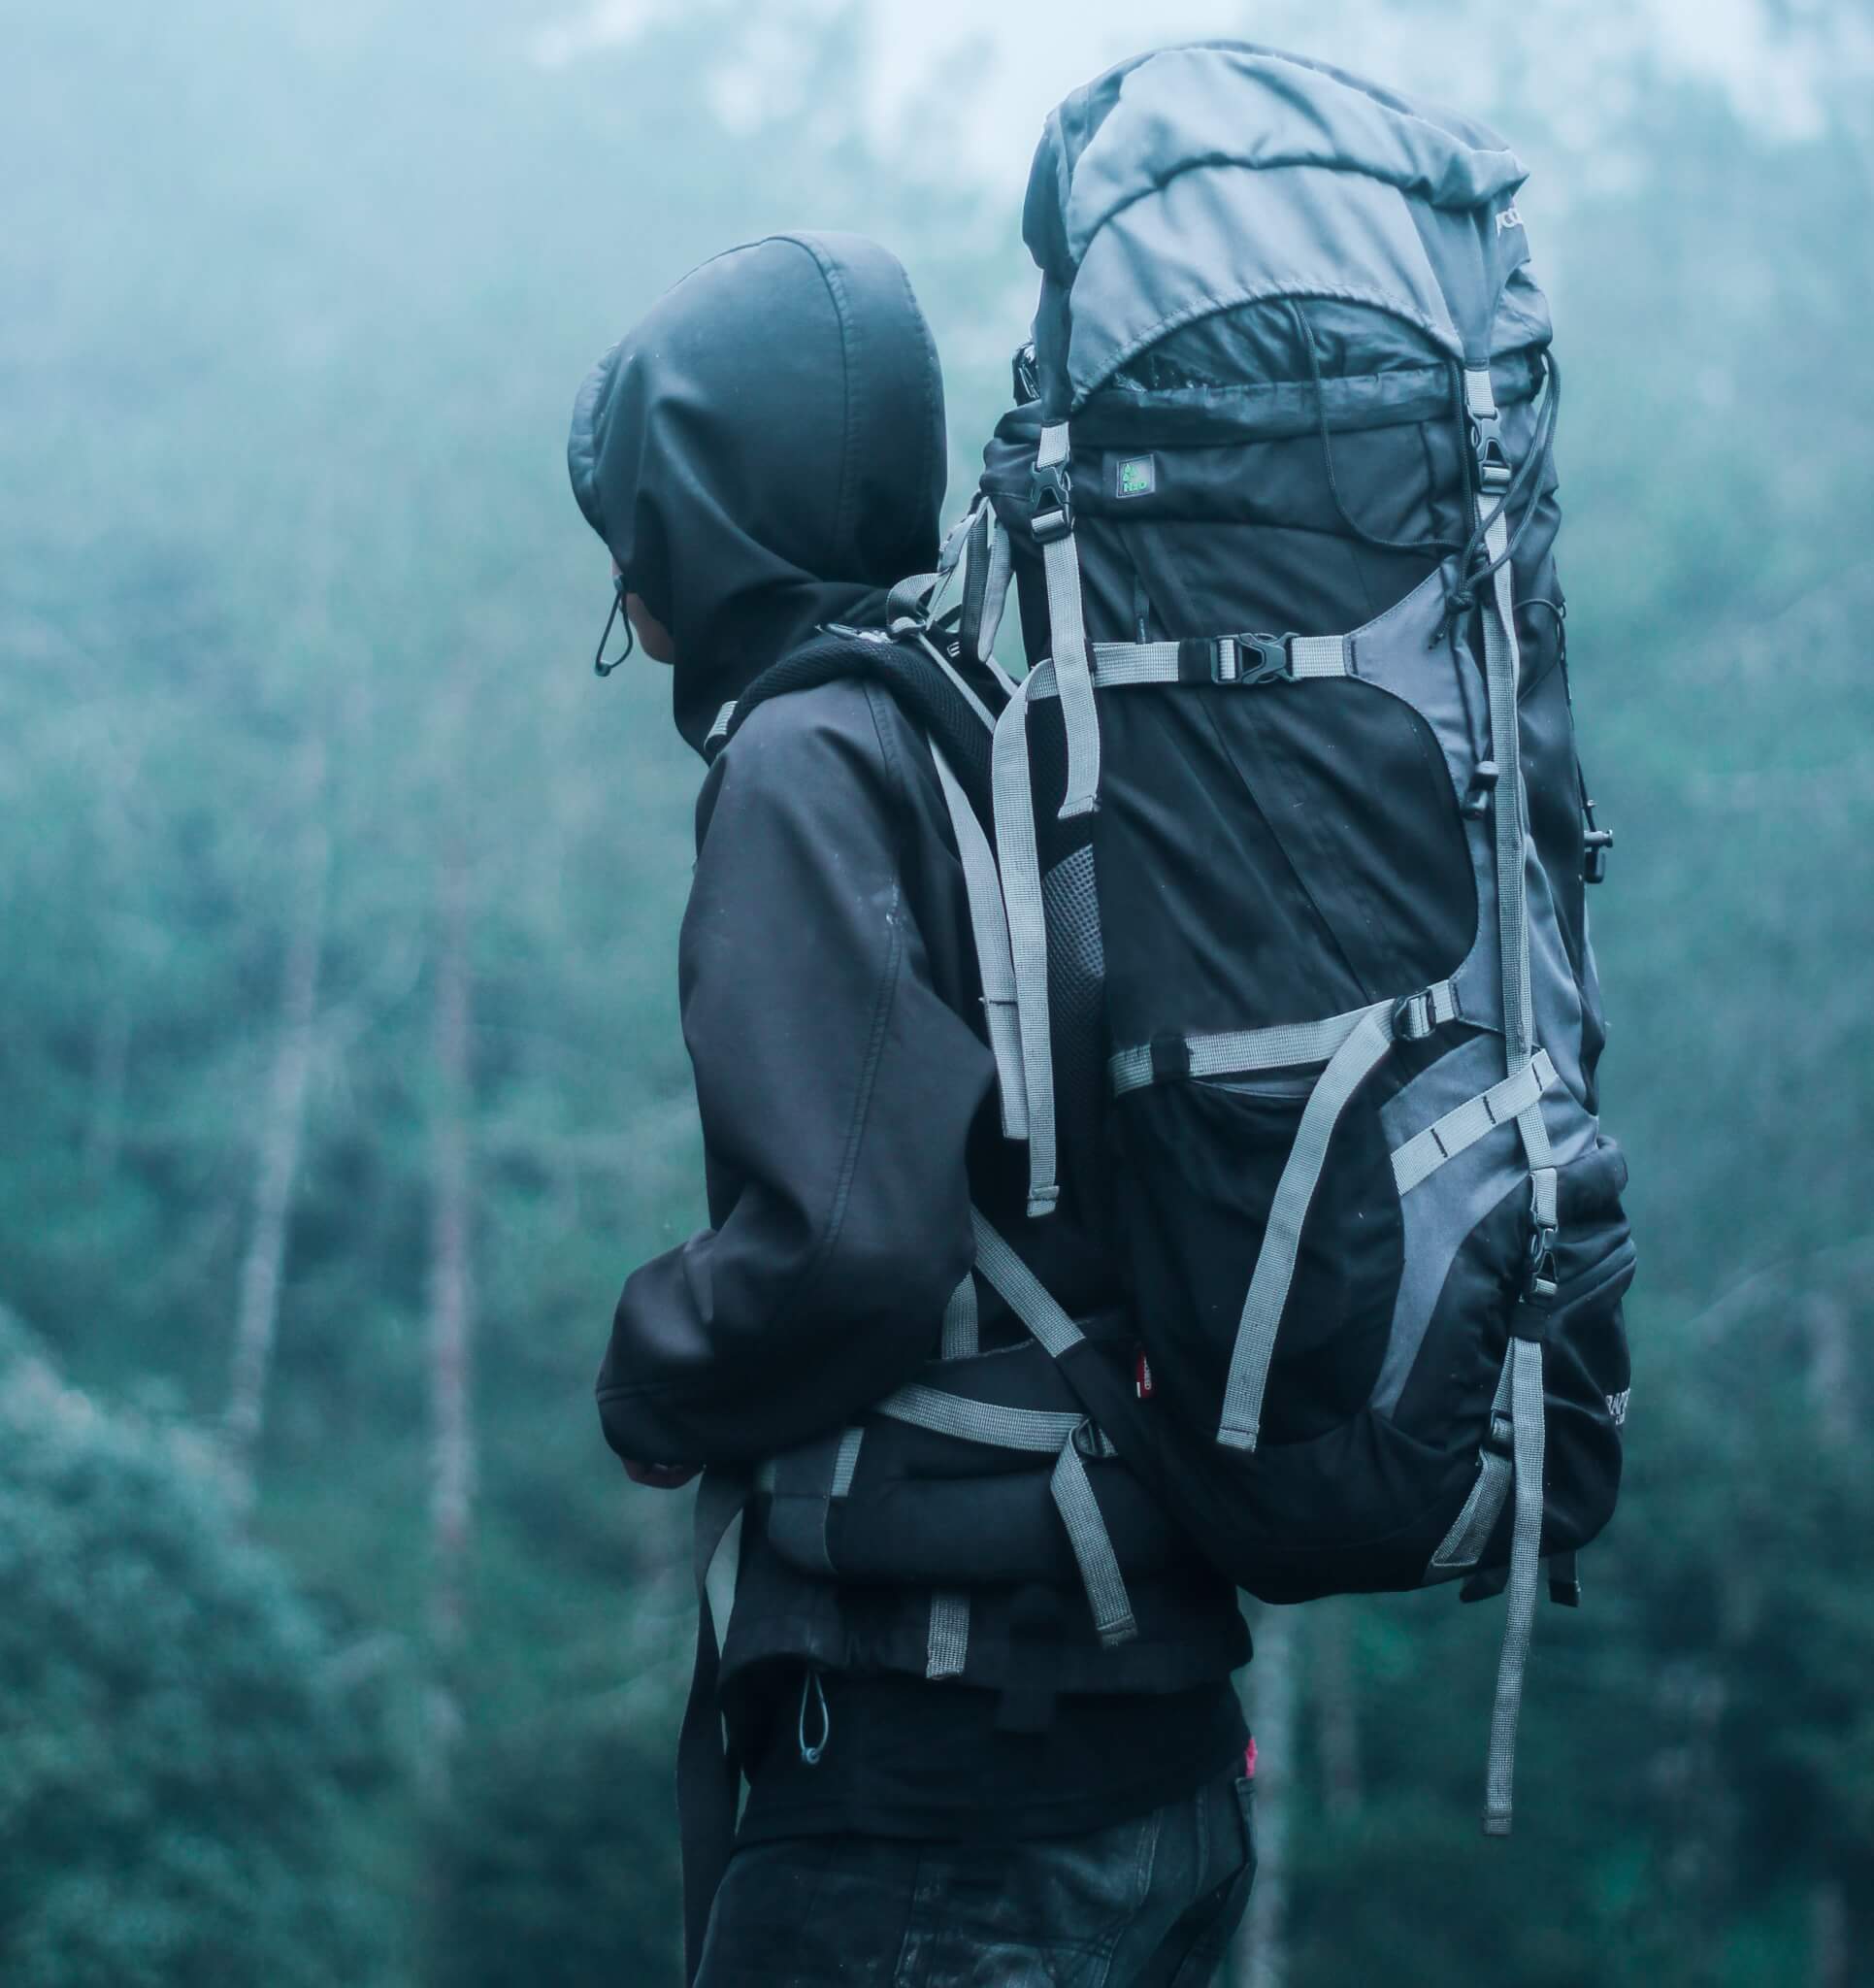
[
  {"xmin": 0, "ymin": 1317, "xmax": 394, "ymax": 1984},
  {"xmin": 3, "ymin": 0, "xmax": 1871, "ymax": 1981}
]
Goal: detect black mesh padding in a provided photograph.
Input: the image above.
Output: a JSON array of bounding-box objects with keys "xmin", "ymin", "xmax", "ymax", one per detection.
[
  {"xmin": 718, "ymin": 625, "xmax": 1003, "ymax": 820},
  {"xmin": 1042, "ymin": 845, "xmax": 1109, "ymax": 1221}
]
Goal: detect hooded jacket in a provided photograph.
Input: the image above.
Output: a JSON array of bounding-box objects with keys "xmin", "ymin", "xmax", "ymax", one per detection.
[{"xmin": 567, "ymin": 232, "xmax": 1245, "ymax": 1753}]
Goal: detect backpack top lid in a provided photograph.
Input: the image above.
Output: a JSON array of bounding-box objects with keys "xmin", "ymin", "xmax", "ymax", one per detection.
[{"xmin": 1022, "ymin": 42, "xmax": 1551, "ymax": 417}]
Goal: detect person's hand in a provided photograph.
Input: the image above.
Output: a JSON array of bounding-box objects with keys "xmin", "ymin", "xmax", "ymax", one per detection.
[{"xmin": 624, "ymin": 1459, "xmax": 701, "ymax": 1490}]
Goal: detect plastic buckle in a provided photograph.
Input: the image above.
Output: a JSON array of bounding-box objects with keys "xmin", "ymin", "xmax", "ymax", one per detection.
[
  {"xmin": 1030, "ymin": 462, "xmax": 1073, "ymax": 545},
  {"xmin": 1236, "ymin": 634, "xmax": 1293, "ymax": 686},
  {"xmin": 1527, "ymin": 1223, "xmax": 1560, "ymax": 1305},
  {"xmin": 1392, "ymin": 989, "xmax": 1436, "ymax": 1042},
  {"xmin": 1468, "ymin": 401, "xmax": 1513, "ymax": 489}
]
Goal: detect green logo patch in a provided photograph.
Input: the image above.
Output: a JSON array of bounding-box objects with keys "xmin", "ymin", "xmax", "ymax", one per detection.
[{"xmin": 1117, "ymin": 455, "xmax": 1157, "ymax": 498}]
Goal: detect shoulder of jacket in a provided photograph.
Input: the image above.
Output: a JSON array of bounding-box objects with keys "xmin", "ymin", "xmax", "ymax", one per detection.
[{"xmin": 718, "ymin": 676, "xmax": 926, "ymax": 797}]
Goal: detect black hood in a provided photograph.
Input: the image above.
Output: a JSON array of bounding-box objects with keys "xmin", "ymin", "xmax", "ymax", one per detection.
[{"xmin": 568, "ymin": 232, "xmax": 947, "ymax": 753}]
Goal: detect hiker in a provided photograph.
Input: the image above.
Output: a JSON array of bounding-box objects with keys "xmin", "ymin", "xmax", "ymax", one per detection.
[{"xmin": 568, "ymin": 231, "xmax": 1256, "ymax": 1986}]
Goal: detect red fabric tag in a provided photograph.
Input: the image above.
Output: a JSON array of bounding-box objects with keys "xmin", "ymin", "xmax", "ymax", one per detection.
[
  {"xmin": 1134, "ymin": 1349, "xmax": 1155, "ymax": 1400},
  {"xmin": 1244, "ymin": 1736, "xmax": 1258, "ymax": 1780}
]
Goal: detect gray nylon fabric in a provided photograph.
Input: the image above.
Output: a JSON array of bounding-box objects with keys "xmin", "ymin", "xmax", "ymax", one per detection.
[
  {"xmin": 1049, "ymin": 1438, "xmax": 1138, "ymax": 1647},
  {"xmin": 977, "ymin": 516, "xmax": 1015, "ymax": 674},
  {"xmin": 1046, "ymin": 48, "xmax": 1533, "ymax": 406},
  {"xmin": 1063, "ymin": 47, "xmax": 1526, "ymax": 264},
  {"xmin": 1484, "ymin": 1334, "xmax": 1547, "ymax": 1835},
  {"xmin": 991, "ymin": 676, "xmax": 1060, "ymax": 1215},
  {"xmin": 1391, "ymin": 1050, "xmax": 1557, "ymax": 1195},
  {"xmin": 931, "ymin": 743, "xmax": 1029, "ymax": 1142},
  {"xmin": 1370, "ymin": 1035, "xmax": 1531, "ymax": 1418},
  {"xmin": 1035, "ymin": 425, "xmax": 1102, "ymax": 817},
  {"xmin": 970, "ymin": 1210, "xmax": 1086, "ymax": 1359}
]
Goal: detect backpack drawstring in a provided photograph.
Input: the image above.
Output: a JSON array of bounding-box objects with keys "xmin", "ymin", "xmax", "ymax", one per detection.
[{"xmin": 797, "ymin": 1667, "xmax": 830, "ymax": 1767}]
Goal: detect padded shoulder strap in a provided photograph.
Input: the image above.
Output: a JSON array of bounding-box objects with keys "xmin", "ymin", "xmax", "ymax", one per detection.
[{"xmin": 713, "ymin": 624, "xmax": 1005, "ymax": 817}]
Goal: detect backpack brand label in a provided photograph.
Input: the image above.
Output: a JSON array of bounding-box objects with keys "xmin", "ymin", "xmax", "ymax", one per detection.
[
  {"xmin": 1606, "ymin": 1388, "xmax": 1629, "ymax": 1427},
  {"xmin": 1116, "ymin": 455, "xmax": 1157, "ymax": 499}
]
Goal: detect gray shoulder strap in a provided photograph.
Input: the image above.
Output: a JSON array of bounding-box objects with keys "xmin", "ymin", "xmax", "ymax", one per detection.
[
  {"xmin": 930, "ymin": 743, "xmax": 1029, "ymax": 1143},
  {"xmin": 1035, "ymin": 423, "xmax": 1101, "ymax": 818}
]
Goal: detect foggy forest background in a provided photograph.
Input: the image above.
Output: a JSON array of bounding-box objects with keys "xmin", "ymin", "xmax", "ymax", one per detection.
[{"xmin": 6, "ymin": 0, "xmax": 1874, "ymax": 1982}]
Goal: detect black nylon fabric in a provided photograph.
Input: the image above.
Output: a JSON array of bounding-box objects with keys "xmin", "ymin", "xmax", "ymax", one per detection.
[
  {"xmin": 567, "ymin": 232, "xmax": 946, "ymax": 753},
  {"xmin": 978, "ymin": 259, "xmax": 1628, "ymax": 1599}
]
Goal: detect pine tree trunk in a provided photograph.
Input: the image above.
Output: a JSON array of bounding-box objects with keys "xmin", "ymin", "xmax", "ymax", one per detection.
[
  {"xmin": 1315, "ymin": 1598, "xmax": 1363, "ymax": 1821},
  {"xmin": 1812, "ymin": 1877, "xmax": 1850, "ymax": 1988},
  {"xmin": 422, "ymin": 829, "xmax": 475, "ymax": 1802},
  {"xmin": 1233, "ymin": 1604, "xmax": 1299, "ymax": 1988},
  {"xmin": 225, "ymin": 734, "xmax": 329, "ymax": 1515}
]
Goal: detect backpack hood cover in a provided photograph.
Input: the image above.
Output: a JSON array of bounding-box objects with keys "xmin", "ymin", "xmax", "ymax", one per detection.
[
  {"xmin": 568, "ymin": 231, "xmax": 947, "ymax": 752},
  {"xmin": 1023, "ymin": 42, "xmax": 1546, "ymax": 416}
]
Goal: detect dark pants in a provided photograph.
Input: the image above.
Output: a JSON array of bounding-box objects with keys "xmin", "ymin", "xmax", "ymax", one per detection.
[{"xmin": 694, "ymin": 1770, "xmax": 1255, "ymax": 1988}]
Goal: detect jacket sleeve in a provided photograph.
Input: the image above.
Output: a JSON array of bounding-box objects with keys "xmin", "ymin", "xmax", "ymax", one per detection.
[{"xmin": 595, "ymin": 687, "xmax": 995, "ymax": 1468}]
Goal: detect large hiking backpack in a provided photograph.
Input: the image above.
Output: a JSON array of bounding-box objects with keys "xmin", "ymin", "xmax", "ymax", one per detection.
[
  {"xmin": 966, "ymin": 43, "xmax": 1634, "ymax": 1833},
  {"xmin": 703, "ymin": 41, "xmax": 1634, "ymax": 1847}
]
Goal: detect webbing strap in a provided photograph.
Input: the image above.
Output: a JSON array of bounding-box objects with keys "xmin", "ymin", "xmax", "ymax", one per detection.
[
  {"xmin": 969, "ymin": 1209, "xmax": 1084, "ymax": 1359},
  {"xmin": 1430, "ymin": 1361, "xmax": 1515, "ymax": 1575},
  {"xmin": 1392, "ymin": 1051, "xmax": 1557, "ymax": 1195},
  {"xmin": 1290, "ymin": 633, "xmax": 1353, "ymax": 679},
  {"xmin": 1469, "ymin": 368, "xmax": 1534, "ymax": 1072},
  {"xmin": 931, "ymin": 744, "xmax": 1028, "ymax": 1142},
  {"xmin": 926, "ymin": 1591, "xmax": 970, "ymax": 1678},
  {"xmin": 939, "ymin": 1272, "xmax": 979, "ymax": 1361},
  {"xmin": 1035, "ymin": 424, "xmax": 1101, "ymax": 818},
  {"xmin": 1050, "ymin": 1437, "xmax": 1137, "ymax": 1647},
  {"xmin": 829, "ymin": 1426, "xmax": 865, "ymax": 1499},
  {"xmin": 873, "ymin": 1374, "xmax": 1135, "ymax": 1648},
  {"xmin": 1023, "ymin": 633, "xmax": 1352, "ymax": 697},
  {"xmin": 1217, "ymin": 1000, "xmax": 1400, "ymax": 1451},
  {"xmin": 1108, "ymin": 986, "xmax": 1458, "ymax": 1097},
  {"xmin": 677, "ymin": 1466, "xmax": 752, "ymax": 1983},
  {"xmin": 1469, "ymin": 366, "xmax": 1560, "ymax": 1247},
  {"xmin": 873, "ymin": 1382, "xmax": 1083, "ymax": 1451},
  {"xmin": 991, "ymin": 676, "xmax": 1059, "ymax": 1214},
  {"xmin": 977, "ymin": 517, "xmax": 1015, "ymax": 686},
  {"xmin": 1483, "ymin": 1333, "xmax": 1547, "ymax": 1836}
]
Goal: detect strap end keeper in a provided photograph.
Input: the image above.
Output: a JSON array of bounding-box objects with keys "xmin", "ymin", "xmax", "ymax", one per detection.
[
  {"xmin": 1097, "ymin": 1613, "xmax": 1139, "ymax": 1650},
  {"xmin": 1026, "ymin": 1185, "xmax": 1061, "ymax": 1219},
  {"xmin": 1216, "ymin": 1420, "xmax": 1259, "ymax": 1455},
  {"xmin": 1149, "ymin": 1035, "xmax": 1191, "ymax": 1083},
  {"xmin": 1482, "ymin": 1810, "xmax": 1513, "ymax": 1839}
]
